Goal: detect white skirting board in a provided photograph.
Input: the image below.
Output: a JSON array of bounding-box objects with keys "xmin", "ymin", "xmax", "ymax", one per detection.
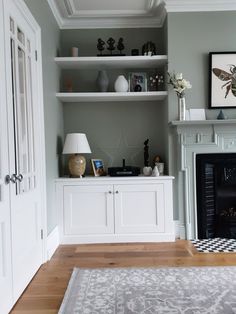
[
  {"xmin": 47, "ymin": 226, "xmax": 59, "ymax": 260},
  {"xmin": 174, "ymin": 220, "xmax": 180, "ymax": 239}
]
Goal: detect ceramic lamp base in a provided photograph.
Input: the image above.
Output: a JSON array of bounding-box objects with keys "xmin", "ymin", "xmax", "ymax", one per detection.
[{"xmin": 68, "ymin": 154, "xmax": 86, "ymax": 177}]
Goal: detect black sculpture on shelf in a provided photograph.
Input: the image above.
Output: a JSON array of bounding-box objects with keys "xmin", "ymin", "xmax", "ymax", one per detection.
[
  {"xmin": 144, "ymin": 139, "xmax": 150, "ymax": 167},
  {"xmin": 117, "ymin": 37, "xmax": 125, "ymax": 55},
  {"xmin": 97, "ymin": 38, "xmax": 105, "ymax": 55},
  {"xmin": 107, "ymin": 37, "xmax": 116, "ymax": 55},
  {"xmin": 142, "ymin": 41, "xmax": 156, "ymax": 56},
  {"xmin": 96, "ymin": 37, "xmax": 126, "ymax": 56}
]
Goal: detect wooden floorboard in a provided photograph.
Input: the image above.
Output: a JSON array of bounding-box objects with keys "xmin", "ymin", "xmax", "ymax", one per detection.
[{"xmin": 10, "ymin": 240, "xmax": 236, "ymax": 314}]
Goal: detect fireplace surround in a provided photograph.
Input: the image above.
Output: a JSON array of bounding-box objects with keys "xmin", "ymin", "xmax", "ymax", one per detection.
[{"xmin": 171, "ymin": 120, "xmax": 236, "ymax": 239}]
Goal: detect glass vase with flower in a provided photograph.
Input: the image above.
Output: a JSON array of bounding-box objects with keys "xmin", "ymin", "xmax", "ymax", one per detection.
[{"xmin": 168, "ymin": 72, "xmax": 192, "ymax": 121}]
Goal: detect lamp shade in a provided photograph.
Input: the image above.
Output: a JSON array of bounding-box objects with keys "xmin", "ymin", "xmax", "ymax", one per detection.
[{"xmin": 62, "ymin": 133, "xmax": 91, "ymax": 154}]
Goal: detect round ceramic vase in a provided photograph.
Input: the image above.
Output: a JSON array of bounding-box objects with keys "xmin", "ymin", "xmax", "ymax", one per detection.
[{"xmin": 114, "ymin": 75, "xmax": 129, "ymax": 92}]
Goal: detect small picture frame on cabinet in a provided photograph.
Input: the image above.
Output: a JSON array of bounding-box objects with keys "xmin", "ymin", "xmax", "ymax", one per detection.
[
  {"xmin": 91, "ymin": 159, "xmax": 106, "ymax": 176},
  {"xmin": 129, "ymin": 72, "xmax": 147, "ymax": 92}
]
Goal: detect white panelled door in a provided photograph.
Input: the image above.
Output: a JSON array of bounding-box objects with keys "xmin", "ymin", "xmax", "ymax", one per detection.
[
  {"xmin": 0, "ymin": 0, "xmax": 14, "ymax": 312},
  {"xmin": 2, "ymin": 0, "xmax": 46, "ymax": 305}
]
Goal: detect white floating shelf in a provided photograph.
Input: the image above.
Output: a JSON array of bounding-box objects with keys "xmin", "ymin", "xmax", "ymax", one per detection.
[
  {"xmin": 55, "ymin": 55, "xmax": 168, "ymax": 70},
  {"xmin": 170, "ymin": 119, "xmax": 236, "ymax": 126},
  {"xmin": 56, "ymin": 91, "xmax": 168, "ymax": 102}
]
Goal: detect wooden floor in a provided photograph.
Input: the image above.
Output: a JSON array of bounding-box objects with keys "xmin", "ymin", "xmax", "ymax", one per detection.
[{"xmin": 10, "ymin": 240, "xmax": 236, "ymax": 314}]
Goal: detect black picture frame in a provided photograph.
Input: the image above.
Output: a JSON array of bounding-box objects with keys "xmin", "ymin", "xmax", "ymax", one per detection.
[{"xmin": 209, "ymin": 52, "xmax": 236, "ymax": 109}]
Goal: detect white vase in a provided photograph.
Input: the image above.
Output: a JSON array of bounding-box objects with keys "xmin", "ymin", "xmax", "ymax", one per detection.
[
  {"xmin": 114, "ymin": 75, "xmax": 129, "ymax": 92},
  {"xmin": 155, "ymin": 162, "xmax": 164, "ymax": 175},
  {"xmin": 143, "ymin": 166, "xmax": 152, "ymax": 176},
  {"xmin": 152, "ymin": 165, "xmax": 159, "ymax": 176},
  {"xmin": 178, "ymin": 96, "xmax": 186, "ymax": 121}
]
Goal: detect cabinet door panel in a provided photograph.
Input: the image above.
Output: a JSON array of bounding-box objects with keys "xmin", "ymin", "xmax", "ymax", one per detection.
[
  {"xmin": 64, "ymin": 185, "xmax": 114, "ymax": 234},
  {"xmin": 115, "ymin": 184, "xmax": 165, "ymax": 233}
]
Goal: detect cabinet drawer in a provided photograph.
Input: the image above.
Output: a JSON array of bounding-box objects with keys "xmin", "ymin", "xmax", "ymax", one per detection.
[{"xmin": 63, "ymin": 185, "xmax": 114, "ymax": 235}]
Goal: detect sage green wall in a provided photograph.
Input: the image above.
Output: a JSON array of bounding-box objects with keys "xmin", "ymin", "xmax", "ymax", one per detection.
[
  {"xmin": 24, "ymin": 0, "xmax": 64, "ymax": 234},
  {"xmin": 63, "ymin": 101, "xmax": 166, "ymax": 174},
  {"xmin": 168, "ymin": 11, "xmax": 236, "ymax": 122},
  {"xmin": 167, "ymin": 11, "xmax": 236, "ymax": 219},
  {"xmin": 61, "ymin": 28, "xmax": 168, "ymax": 173},
  {"xmin": 60, "ymin": 28, "xmax": 166, "ymax": 57}
]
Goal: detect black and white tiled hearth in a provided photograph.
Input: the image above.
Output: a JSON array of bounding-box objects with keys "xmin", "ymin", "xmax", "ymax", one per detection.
[{"xmin": 191, "ymin": 238, "xmax": 236, "ymax": 253}]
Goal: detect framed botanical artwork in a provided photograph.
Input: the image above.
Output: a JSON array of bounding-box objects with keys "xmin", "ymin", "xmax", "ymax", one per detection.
[
  {"xmin": 129, "ymin": 72, "xmax": 147, "ymax": 92},
  {"xmin": 209, "ymin": 52, "xmax": 236, "ymax": 108},
  {"xmin": 91, "ymin": 159, "xmax": 106, "ymax": 176}
]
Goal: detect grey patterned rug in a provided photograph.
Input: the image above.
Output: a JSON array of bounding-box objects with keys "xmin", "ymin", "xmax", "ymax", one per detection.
[{"xmin": 59, "ymin": 267, "xmax": 236, "ymax": 314}]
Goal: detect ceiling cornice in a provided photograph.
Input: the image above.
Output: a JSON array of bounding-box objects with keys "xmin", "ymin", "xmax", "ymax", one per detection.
[
  {"xmin": 47, "ymin": 0, "xmax": 236, "ymax": 30},
  {"xmin": 47, "ymin": 0, "xmax": 64, "ymax": 27},
  {"xmin": 165, "ymin": 0, "xmax": 236, "ymax": 12},
  {"xmin": 47, "ymin": 0, "xmax": 166, "ymax": 29}
]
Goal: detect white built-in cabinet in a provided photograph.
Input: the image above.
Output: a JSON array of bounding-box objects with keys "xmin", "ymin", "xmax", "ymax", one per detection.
[
  {"xmin": 56, "ymin": 176, "xmax": 175, "ymax": 244},
  {"xmin": 0, "ymin": 0, "xmax": 46, "ymax": 313}
]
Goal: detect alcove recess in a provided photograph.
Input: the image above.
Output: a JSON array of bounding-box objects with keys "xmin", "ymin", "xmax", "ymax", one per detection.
[{"xmin": 57, "ymin": 25, "xmax": 169, "ymax": 173}]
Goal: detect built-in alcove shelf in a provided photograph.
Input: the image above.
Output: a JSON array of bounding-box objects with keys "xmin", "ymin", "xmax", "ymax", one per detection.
[
  {"xmin": 170, "ymin": 119, "xmax": 236, "ymax": 126},
  {"xmin": 55, "ymin": 55, "xmax": 168, "ymax": 70},
  {"xmin": 56, "ymin": 91, "xmax": 168, "ymax": 102}
]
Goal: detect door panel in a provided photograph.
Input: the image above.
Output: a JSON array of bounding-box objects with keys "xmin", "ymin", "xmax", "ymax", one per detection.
[
  {"xmin": 114, "ymin": 184, "xmax": 165, "ymax": 234},
  {"xmin": 0, "ymin": 1, "xmax": 13, "ymax": 313},
  {"xmin": 64, "ymin": 185, "xmax": 114, "ymax": 235},
  {"xmin": 4, "ymin": 0, "xmax": 43, "ymax": 301}
]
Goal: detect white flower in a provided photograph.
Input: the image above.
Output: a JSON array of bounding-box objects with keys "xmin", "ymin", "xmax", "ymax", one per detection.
[
  {"xmin": 182, "ymin": 79, "xmax": 192, "ymax": 89},
  {"xmin": 168, "ymin": 71, "xmax": 192, "ymax": 97},
  {"xmin": 175, "ymin": 73, "xmax": 183, "ymax": 80}
]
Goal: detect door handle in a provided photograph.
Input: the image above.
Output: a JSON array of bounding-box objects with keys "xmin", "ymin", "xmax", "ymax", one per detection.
[
  {"xmin": 5, "ymin": 174, "xmax": 17, "ymax": 184},
  {"xmin": 16, "ymin": 174, "xmax": 23, "ymax": 182}
]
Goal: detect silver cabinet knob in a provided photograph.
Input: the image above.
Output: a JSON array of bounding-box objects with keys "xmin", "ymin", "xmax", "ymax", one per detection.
[
  {"xmin": 108, "ymin": 191, "xmax": 112, "ymax": 194},
  {"xmin": 115, "ymin": 191, "xmax": 119, "ymax": 194}
]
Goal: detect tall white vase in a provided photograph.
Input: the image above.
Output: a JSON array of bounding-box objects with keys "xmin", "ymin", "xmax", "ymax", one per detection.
[
  {"xmin": 178, "ymin": 96, "xmax": 186, "ymax": 121},
  {"xmin": 114, "ymin": 75, "xmax": 129, "ymax": 92}
]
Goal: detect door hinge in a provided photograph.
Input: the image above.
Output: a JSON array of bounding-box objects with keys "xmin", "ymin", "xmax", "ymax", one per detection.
[
  {"xmin": 35, "ymin": 50, "xmax": 38, "ymax": 61},
  {"xmin": 40, "ymin": 229, "xmax": 44, "ymax": 239}
]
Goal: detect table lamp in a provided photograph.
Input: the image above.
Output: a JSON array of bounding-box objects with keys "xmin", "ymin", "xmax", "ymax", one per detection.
[{"xmin": 63, "ymin": 133, "xmax": 91, "ymax": 177}]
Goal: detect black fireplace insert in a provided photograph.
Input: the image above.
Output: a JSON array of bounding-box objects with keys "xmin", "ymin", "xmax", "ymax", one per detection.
[{"xmin": 196, "ymin": 153, "xmax": 236, "ymax": 239}]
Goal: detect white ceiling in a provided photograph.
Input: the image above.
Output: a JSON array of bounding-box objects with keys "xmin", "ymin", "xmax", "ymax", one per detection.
[{"xmin": 47, "ymin": 0, "xmax": 236, "ymax": 29}]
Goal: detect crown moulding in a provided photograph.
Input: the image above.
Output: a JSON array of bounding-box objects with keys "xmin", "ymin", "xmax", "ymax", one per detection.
[
  {"xmin": 47, "ymin": 0, "xmax": 236, "ymax": 29},
  {"xmin": 165, "ymin": 0, "xmax": 236, "ymax": 12},
  {"xmin": 47, "ymin": 0, "xmax": 166, "ymax": 29}
]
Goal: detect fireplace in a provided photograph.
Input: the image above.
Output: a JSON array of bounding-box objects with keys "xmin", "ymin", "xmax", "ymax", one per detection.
[
  {"xmin": 196, "ymin": 153, "xmax": 236, "ymax": 239},
  {"xmin": 171, "ymin": 120, "xmax": 236, "ymax": 239}
]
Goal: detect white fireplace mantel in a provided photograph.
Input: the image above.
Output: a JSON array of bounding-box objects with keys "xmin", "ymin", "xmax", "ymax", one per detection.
[{"xmin": 170, "ymin": 119, "xmax": 236, "ymax": 239}]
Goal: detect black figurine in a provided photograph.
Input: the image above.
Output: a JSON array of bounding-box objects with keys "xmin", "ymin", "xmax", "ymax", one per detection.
[
  {"xmin": 144, "ymin": 139, "xmax": 149, "ymax": 167},
  {"xmin": 142, "ymin": 41, "xmax": 156, "ymax": 56},
  {"xmin": 107, "ymin": 37, "xmax": 115, "ymax": 55},
  {"xmin": 97, "ymin": 38, "xmax": 105, "ymax": 55},
  {"xmin": 117, "ymin": 37, "xmax": 125, "ymax": 55}
]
